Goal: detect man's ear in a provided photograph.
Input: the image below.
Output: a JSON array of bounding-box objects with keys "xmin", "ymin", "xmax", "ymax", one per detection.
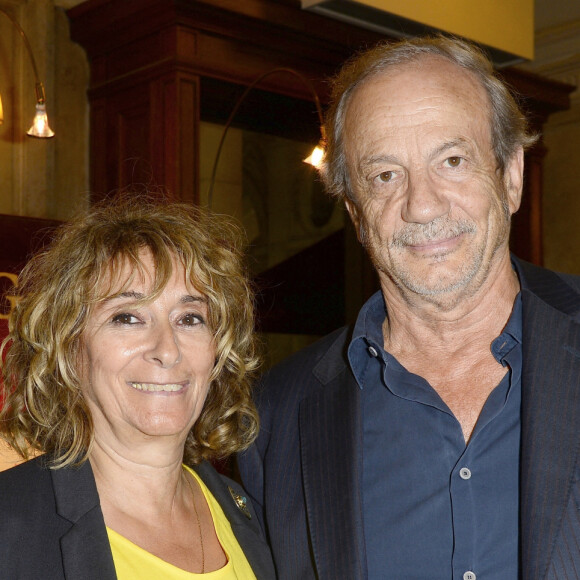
[
  {"xmin": 345, "ymin": 198, "xmax": 363, "ymax": 242},
  {"xmin": 504, "ymin": 146, "xmax": 524, "ymax": 215}
]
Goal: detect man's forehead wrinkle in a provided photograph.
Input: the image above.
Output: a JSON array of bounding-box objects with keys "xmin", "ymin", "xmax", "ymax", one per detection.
[
  {"xmin": 349, "ymin": 99, "xmax": 489, "ymax": 159},
  {"xmin": 358, "ymin": 97, "xmax": 476, "ymax": 127},
  {"xmin": 359, "ymin": 138, "xmax": 467, "ymax": 167},
  {"xmin": 348, "ymin": 82, "xmax": 480, "ymax": 137},
  {"xmin": 355, "ymin": 128, "xmax": 475, "ymax": 169},
  {"xmin": 352, "ymin": 59, "xmax": 488, "ymax": 113}
]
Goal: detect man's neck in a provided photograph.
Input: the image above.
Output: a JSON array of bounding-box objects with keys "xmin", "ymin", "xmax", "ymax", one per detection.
[
  {"xmin": 378, "ymin": 251, "xmax": 520, "ymax": 441},
  {"xmin": 380, "ymin": 251, "xmax": 520, "ymax": 357}
]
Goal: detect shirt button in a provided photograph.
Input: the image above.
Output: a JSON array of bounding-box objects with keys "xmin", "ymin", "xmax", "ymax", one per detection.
[
  {"xmin": 463, "ymin": 571, "xmax": 476, "ymax": 580},
  {"xmin": 459, "ymin": 467, "xmax": 472, "ymax": 480},
  {"xmin": 368, "ymin": 346, "xmax": 378, "ymax": 357}
]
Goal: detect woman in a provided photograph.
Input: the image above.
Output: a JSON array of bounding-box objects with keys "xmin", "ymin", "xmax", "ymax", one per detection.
[{"xmin": 0, "ymin": 197, "xmax": 274, "ymax": 579}]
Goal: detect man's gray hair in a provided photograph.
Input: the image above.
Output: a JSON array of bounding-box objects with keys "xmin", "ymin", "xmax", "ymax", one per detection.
[{"xmin": 320, "ymin": 35, "xmax": 538, "ymax": 202}]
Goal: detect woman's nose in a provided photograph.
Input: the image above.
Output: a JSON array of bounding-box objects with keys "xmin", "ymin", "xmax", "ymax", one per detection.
[{"xmin": 144, "ymin": 323, "xmax": 181, "ymax": 368}]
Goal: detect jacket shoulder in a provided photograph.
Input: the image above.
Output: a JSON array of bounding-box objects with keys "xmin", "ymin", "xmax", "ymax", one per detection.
[
  {"xmin": 252, "ymin": 326, "xmax": 354, "ymax": 442},
  {"xmin": 557, "ymin": 271, "xmax": 580, "ymax": 292},
  {"xmin": 0, "ymin": 455, "xmax": 55, "ymax": 513},
  {"xmin": 516, "ymin": 258, "xmax": 580, "ymax": 319},
  {"xmin": 0, "ymin": 456, "xmax": 72, "ymax": 576},
  {"xmin": 261, "ymin": 326, "xmax": 351, "ymax": 392}
]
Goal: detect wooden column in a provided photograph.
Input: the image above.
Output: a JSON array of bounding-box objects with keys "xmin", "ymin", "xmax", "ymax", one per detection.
[{"xmin": 67, "ymin": 0, "xmax": 375, "ymax": 203}]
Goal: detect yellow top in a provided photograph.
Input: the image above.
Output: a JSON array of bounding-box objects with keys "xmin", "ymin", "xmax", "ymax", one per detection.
[{"xmin": 107, "ymin": 466, "xmax": 256, "ymax": 580}]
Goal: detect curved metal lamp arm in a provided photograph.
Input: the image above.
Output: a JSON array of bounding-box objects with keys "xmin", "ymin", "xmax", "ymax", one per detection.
[
  {"xmin": 0, "ymin": 7, "xmax": 54, "ymax": 137},
  {"xmin": 0, "ymin": 7, "xmax": 40, "ymax": 84},
  {"xmin": 207, "ymin": 67, "xmax": 325, "ymax": 208}
]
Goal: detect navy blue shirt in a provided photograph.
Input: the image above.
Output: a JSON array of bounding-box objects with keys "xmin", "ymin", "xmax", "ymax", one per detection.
[{"xmin": 348, "ymin": 291, "xmax": 522, "ymax": 580}]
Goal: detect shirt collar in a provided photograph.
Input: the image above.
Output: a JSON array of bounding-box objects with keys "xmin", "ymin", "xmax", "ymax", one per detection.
[
  {"xmin": 348, "ymin": 274, "xmax": 523, "ymax": 386},
  {"xmin": 348, "ymin": 291, "xmax": 386, "ymax": 388},
  {"xmin": 351, "ymin": 290, "xmax": 386, "ymax": 347}
]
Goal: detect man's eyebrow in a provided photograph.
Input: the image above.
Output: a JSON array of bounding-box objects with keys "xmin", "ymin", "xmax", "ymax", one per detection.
[
  {"xmin": 432, "ymin": 138, "xmax": 470, "ymax": 157},
  {"xmin": 359, "ymin": 154, "xmax": 401, "ymax": 171}
]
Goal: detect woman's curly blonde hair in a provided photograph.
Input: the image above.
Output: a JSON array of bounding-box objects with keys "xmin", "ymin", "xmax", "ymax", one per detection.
[{"xmin": 0, "ymin": 196, "xmax": 260, "ymax": 468}]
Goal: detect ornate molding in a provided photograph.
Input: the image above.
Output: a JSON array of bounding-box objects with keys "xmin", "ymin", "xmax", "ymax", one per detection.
[{"xmin": 518, "ymin": 19, "xmax": 580, "ymax": 104}]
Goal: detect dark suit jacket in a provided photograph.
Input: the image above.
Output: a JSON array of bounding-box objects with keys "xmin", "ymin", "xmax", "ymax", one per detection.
[
  {"xmin": 239, "ymin": 259, "xmax": 580, "ymax": 580},
  {"xmin": 0, "ymin": 455, "xmax": 275, "ymax": 579}
]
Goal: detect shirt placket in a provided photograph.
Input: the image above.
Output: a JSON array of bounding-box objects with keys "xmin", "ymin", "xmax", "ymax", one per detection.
[{"xmin": 450, "ymin": 446, "xmax": 477, "ymax": 580}]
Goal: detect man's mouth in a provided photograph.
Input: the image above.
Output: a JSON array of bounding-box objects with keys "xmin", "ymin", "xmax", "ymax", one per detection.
[{"xmin": 391, "ymin": 218, "xmax": 476, "ymax": 249}]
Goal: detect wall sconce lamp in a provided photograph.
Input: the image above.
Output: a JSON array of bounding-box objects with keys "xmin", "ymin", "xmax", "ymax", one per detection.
[
  {"xmin": 0, "ymin": 7, "xmax": 54, "ymax": 138},
  {"xmin": 208, "ymin": 67, "xmax": 325, "ymax": 207}
]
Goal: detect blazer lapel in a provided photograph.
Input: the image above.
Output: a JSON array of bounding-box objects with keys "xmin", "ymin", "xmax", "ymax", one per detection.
[
  {"xmin": 520, "ymin": 272, "xmax": 580, "ymax": 579},
  {"xmin": 193, "ymin": 461, "xmax": 275, "ymax": 579},
  {"xmin": 51, "ymin": 462, "xmax": 117, "ymax": 580},
  {"xmin": 299, "ymin": 338, "xmax": 367, "ymax": 580}
]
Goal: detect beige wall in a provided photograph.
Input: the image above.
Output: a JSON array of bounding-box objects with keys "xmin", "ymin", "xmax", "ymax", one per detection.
[
  {"xmin": 519, "ymin": 20, "xmax": 580, "ymax": 275},
  {"xmin": 542, "ymin": 106, "xmax": 580, "ymax": 274},
  {"xmin": 199, "ymin": 121, "xmax": 344, "ymax": 274},
  {"xmin": 0, "ymin": 0, "xmax": 88, "ymax": 220}
]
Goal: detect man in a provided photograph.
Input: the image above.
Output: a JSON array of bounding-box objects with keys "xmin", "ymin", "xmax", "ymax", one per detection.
[{"xmin": 238, "ymin": 35, "xmax": 580, "ymax": 579}]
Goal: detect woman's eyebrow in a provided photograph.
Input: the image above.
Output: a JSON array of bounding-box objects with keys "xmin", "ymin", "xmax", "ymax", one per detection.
[
  {"xmin": 101, "ymin": 292, "xmax": 207, "ymax": 304},
  {"xmin": 180, "ymin": 295, "xmax": 207, "ymax": 304},
  {"xmin": 102, "ymin": 291, "xmax": 145, "ymax": 303}
]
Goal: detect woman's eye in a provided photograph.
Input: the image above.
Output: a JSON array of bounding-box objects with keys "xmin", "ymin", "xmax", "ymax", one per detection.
[
  {"xmin": 111, "ymin": 313, "xmax": 140, "ymax": 325},
  {"xmin": 445, "ymin": 156, "xmax": 463, "ymax": 167},
  {"xmin": 377, "ymin": 171, "xmax": 394, "ymax": 182},
  {"xmin": 180, "ymin": 313, "xmax": 203, "ymax": 327}
]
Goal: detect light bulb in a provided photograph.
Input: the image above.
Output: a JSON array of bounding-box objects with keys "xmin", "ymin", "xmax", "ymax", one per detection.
[
  {"xmin": 27, "ymin": 102, "xmax": 54, "ymax": 138},
  {"xmin": 303, "ymin": 144, "xmax": 325, "ymax": 168}
]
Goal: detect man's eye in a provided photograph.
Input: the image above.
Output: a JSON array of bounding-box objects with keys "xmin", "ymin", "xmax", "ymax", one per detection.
[
  {"xmin": 378, "ymin": 171, "xmax": 394, "ymax": 182},
  {"xmin": 111, "ymin": 313, "xmax": 139, "ymax": 325},
  {"xmin": 446, "ymin": 156, "xmax": 462, "ymax": 167}
]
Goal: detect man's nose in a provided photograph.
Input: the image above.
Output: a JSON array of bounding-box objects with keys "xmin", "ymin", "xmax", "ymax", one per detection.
[{"xmin": 401, "ymin": 170, "xmax": 450, "ymax": 224}]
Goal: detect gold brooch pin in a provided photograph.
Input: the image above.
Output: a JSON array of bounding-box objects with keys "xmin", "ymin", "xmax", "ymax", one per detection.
[{"xmin": 228, "ymin": 486, "xmax": 252, "ymax": 519}]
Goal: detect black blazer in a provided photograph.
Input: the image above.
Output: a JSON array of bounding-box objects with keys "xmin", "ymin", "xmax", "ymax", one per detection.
[
  {"xmin": 239, "ymin": 259, "xmax": 580, "ymax": 580},
  {"xmin": 0, "ymin": 455, "xmax": 275, "ymax": 579}
]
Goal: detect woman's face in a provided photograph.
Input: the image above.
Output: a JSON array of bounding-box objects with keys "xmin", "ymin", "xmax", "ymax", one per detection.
[{"xmin": 80, "ymin": 250, "xmax": 216, "ymax": 448}]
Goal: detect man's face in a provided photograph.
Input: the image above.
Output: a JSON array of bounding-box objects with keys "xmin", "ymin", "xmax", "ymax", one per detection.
[{"xmin": 344, "ymin": 57, "xmax": 523, "ymax": 306}]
